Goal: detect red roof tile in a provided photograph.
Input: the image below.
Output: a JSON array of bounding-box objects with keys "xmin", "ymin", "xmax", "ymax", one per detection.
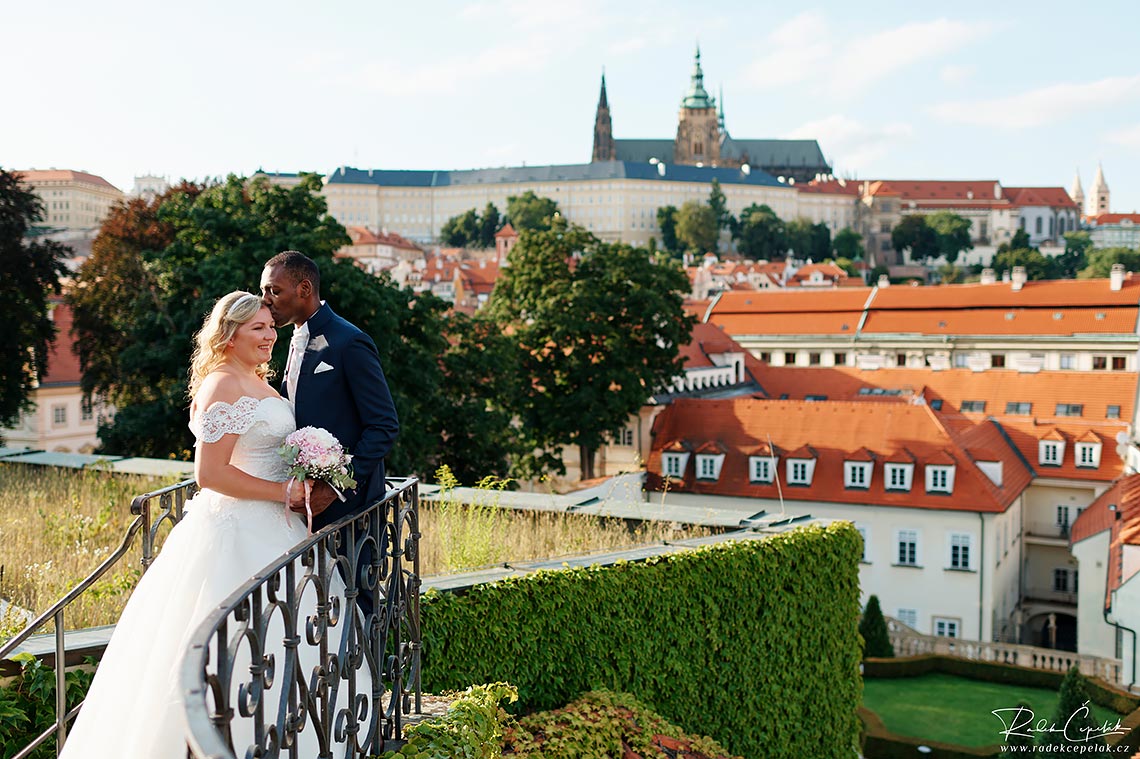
[
  {"xmin": 646, "ymin": 398, "xmax": 1031, "ymax": 512},
  {"xmin": 1004, "ymin": 187, "xmax": 1078, "ymax": 209},
  {"xmin": 17, "ymin": 169, "xmax": 122, "ymax": 192},
  {"xmin": 1089, "ymin": 214, "xmax": 1140, "ymax": 225},
  {"xmin": 42, "ymin": 301, "xmax": 81, "ymax": 386},
  {"xmin": 861, "ymin": 307, "xmax": 1137, "ymax": 336}
]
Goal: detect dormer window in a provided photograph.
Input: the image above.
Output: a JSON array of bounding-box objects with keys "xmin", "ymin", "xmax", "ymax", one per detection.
[
  {"xmin": 960, "ymin": 400, "xmax": 986, "ymax": 412},
  {"xmin": 695, "ymin": 453, "xmax": 726, "ymax": 481},
  {"xmin": 925, "ymin": 464, "xmax": 955, "ymax": 494},
  {"xmin": 844, "ymin": 461, "xmax": 873, "ymax": 489},
  {"xmin": 787, "ymin": 458, "xmax": 816, "ymax": 486},
  {"xmin": 1075, "ymin": 441, "xmax": 1102, "ymax": 468},
  {"xmin": 1055, "ymin": 403, "xmax": 1083, "ymax": 417},
  {"xmin": 749, "ymin": 456, "xmax": 776, "ymax": 483},
  {"xmin": 885, "ymin": 463, "xmax": 914, "ymax": 491},
  {"xmin": 662, "ymin": 452, "xmax": 689, "ymax": 478},
  {"xmin": 1039, "ymin": 440, "xmax": 1065, "ymax": 467}
]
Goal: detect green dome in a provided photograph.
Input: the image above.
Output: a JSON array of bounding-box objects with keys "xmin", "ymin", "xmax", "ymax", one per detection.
[{"xmin": 681, "ymin": 47, "xmax": 715, "ymax": 110}]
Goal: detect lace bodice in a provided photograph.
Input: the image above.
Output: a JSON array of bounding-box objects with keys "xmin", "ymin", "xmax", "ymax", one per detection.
[{"xmin": 189, "ymin": 396, "xmax": 296, "ymax": 482}]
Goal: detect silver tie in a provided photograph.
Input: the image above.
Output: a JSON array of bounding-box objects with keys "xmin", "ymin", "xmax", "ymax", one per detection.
[{"xmin": 285, "ymin": 327, "xmax": 307, "ymax": 401}]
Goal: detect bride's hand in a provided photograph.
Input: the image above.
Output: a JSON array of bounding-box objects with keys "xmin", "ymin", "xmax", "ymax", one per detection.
[{"xmin": 283, "ymin": 478, "xmax": 309, "ymax": 511}]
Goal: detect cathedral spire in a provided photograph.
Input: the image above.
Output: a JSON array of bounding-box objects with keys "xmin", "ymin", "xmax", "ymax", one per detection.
[
  {"xmin": 681, "ymin": 45, "xmax": 714, "ymax": 110},
  {"xmin": 1090, "ymin": 162, "xmax": 1110, "ymax": 216},
  {"xmin": 717, "ymin": 85, "xmax": 726, "ymax": 132},
  {"xmin": 1070, "ymin": 168, "xmax": 1084, "ymax": 213},
  {"xmin": 591, "ymin": 69, "xmax": 616, "ymax": 162}
]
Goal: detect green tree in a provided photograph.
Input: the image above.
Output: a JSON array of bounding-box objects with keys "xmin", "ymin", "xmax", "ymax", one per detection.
[
  {"xmin": 927, "ymin": 211, "xmax": 973, "ymax": 265},
  {"xmin": 506, "ymin": 191, "xmax": 559, "ymax": 232},
  {"xmin": 478, "ymin": 202, "xmax": 502, "ymax": 248},
  {"xmin": 0, "ymin": 169, "xmax": 70, "ymax": 432},
  {"xmin": 485, "ymin": 219, "xmax": 694, "ymax": 480},
  {"xmin": 937, "ymin": 263, "xmax": 965, "ymax": 284},
  {"xmin": 1040, "ymin": 667, "xmax": 1106, "ymax": 747},
  {"xmin": 1079, "ymin": 246, "xmax": 1140, "ymax": 279},
  {"xmin": 656, "ymin": 205, "xmax": 680, "ymax": 253},
  {"xmin": 1056, "ymin": 231, "xmax": 1092, "ymax": 279},
  {"xmin": 858, "ymin": 595, "xmax": 894, "ymax": 658},
  {"xmin": 440, "ymin": 208, "xmax": 480, "ymax": 247},
  {"xmin": 785, "ymin": 217, "xmax": 814, "ymax": 259},
  {"xmin": 674, "ymin": 200, "xmax": 718, "ymax": 254},
  {"xmin": 831, "ymin": 228, "xmax": 865, "ymax": 261},
  {"xmin": 735, "ymin": 203, "xmax": 787, "ymax": 260},
  {"xmin": 707, "ymin": 178, "xmax": 732, "ymax": 235},
  {"xmin": 992, "ymin": 247, "xmax": 1052, "ymax": 281},
  {"xmin": 890, "ymin": 215, "xmax": 938, "ymax": 262}
]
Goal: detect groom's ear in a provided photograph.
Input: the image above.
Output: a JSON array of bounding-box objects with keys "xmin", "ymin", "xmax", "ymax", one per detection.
[{"xmin": 298, "ymin": 278, "xmax": 314, "ymax": 298}]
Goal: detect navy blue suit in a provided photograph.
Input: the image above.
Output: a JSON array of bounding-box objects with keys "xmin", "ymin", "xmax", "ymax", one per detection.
[{"xmin": 284, "ymin": 303, "xmax": 399, "ymax": 530}]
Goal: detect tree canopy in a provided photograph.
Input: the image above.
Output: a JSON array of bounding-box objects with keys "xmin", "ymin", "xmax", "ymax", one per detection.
[
  {"xmin": 708, "ymin": 178, "xmax": 733, "ymax": 235},
  {"xmin": 1080, "ymin": 246, "xmax": 1140, "ymax": 279},
  {"xmin": 926, "ymin": 211, "xmax": 973, "ymax": 265},
  {"xmin": 505, "ymin": 191, "xmax": 560, "ymax": 233},
  {"xmin": 992, "ymin": 247, "xmax": 1052, "ymax": 281},
  {"xmin": 890, "ymin": 215, "xmax": 939, "ymax": 262},
  {"xmin": 674, "ymin": 200, "xmax": 718, "ymax": 254},
  {"xmin": 1056, "ymin": 231, "xmax": 1092, "ymax": 279},
  {"xmin": 735, "ymin": 203, "xmax": 787, "ymax": 260},
  {"xmin": 785, "ymin": 217, "xmax": 831, "ymax": 260},
  {"xmin": 831, "ymin": 228, "xmax": 864, "ymax": 261},
  {"xmin": 483, "ymin": 219, "xmax": 694, "ymax": 480},
  {"xmin": 858, "ymin": 595, "xmax": 894, "ymax": 658},
  {"xmin": 0, "ymin": 169, "xmax": 70, "ymax": 432},
  {"xmin": 656, "ymin": 204, "xmax": 680, "ymax": 254},
  {"xmin": 440, "ymin": 202, "xmax": 503, "ymax": 248}
]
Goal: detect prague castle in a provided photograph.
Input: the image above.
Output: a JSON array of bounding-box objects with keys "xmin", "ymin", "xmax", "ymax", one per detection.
[{"xmin": 591, "ymin": 48, "xmax": 832, "ymax": 184}]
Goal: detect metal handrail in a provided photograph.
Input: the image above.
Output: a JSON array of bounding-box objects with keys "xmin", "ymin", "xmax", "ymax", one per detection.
[
  {"xmin": 0, "ymin": 479, "xmax": 198, "ymax": 759},
  {"xmin": 183, "ymin": 477, "xmax": 422, "ymax": 758}
]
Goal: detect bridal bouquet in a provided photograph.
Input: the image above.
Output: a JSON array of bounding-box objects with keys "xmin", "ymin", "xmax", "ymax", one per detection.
[{"xmin": 278, "ymin": 426, "xmax": 357, "ymax": 532}]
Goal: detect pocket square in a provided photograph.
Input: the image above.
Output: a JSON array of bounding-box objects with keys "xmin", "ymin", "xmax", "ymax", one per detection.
[
  {"xmin": 307, "ymin": 335, "xmax": 329, "ymax": 352},
  {"xmin": 314, "ymin": 361, "xmax": 334, "ymax": 374}
]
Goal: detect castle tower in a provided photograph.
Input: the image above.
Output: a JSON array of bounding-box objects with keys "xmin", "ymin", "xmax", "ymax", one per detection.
[
  {"xmin": 1070, "ymin": 169, "xmax": 1084, "ymax": 216},
  {"xmin": 591, "ymin": 72, "xmax": 616, "ymax": 162},
  {"xmin": 1089, "ymin": 163, "xmax": 1110, "ymax": 217},
  {"xmin": 674, "ymin": 47, "xmax": 721, "ymax": 166}
]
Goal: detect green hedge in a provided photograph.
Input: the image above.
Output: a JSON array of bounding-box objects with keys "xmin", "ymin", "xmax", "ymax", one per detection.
[{"xmin": 420, "ymin": 523, "xmax": 863, "ymax": 759}]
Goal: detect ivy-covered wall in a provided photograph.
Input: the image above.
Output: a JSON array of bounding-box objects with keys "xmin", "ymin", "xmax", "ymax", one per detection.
[{"xmin": 420, "ymin": 523, "xmax": 863, "ymax": 759}]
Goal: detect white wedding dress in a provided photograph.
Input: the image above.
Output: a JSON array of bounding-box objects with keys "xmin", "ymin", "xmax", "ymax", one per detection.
[{"xmin": 59, "ymin": 396, "xmax": 357, "ymax": 759}]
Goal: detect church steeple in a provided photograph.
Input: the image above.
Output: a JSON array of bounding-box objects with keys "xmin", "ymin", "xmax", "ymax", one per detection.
[
  {"xmin": 674, "ymin": 47, "xmax": 720, "ymax": 165},
  {"xmin": 591, "ymin": 71, "xmax": 616, "ymax": 162},
  {"xmin": 1090, "ymin": 163, "xmax": 1110, "ymax": 217},
  {"xmin": 681, "ymin": 46, "xmax": 715, "ymax": 110},
  {"xmin": 1070, "ymin": 169, "xmax": 1084, "ymax": 215},
  {"xmin": 717, "ymin": 85, "xmax": 727, "ymax": 134}
]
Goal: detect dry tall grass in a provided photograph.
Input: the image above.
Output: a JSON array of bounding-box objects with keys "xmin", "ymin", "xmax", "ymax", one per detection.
[{"xmin": 0, "ymin": 464, "xmax": 709, "ymax": 638}]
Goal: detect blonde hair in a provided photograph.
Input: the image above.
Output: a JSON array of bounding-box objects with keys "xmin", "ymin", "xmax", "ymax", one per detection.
[{"xmin": 188, "ymin": 291, "xmax": 272, "ymax": 398}]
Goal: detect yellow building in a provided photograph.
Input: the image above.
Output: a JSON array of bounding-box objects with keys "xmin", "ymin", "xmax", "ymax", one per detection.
[{"xmin": 17, "ymin": 169, "xmax": 124, "ymax": 231}]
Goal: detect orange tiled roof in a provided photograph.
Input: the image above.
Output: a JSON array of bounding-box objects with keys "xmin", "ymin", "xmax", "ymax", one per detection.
[
  {"xmin": 871, "ymin": 278, "xmax": 1140, "ymax": 309},
  {"xmin": 713, "ymin": 311, "xmax": 865, "ymax": 335},
  {"xmin": 1004, "ymin": 187, "xmax": 1078, "ymax": 209},
  {"xmin": 861, "ymin": 307, "xmax": 1137, "ymax": 336},
  {"xmin": 1089, "ymin": 214, "xmax": 1140, "ymax": 225},
  {"xmin": 646, "ymin": 398, "xmax": 1031, "ymax": 512},
  {"xmin": 17, "ymin": 169, "xmax": 121, "ymax": 192},
  {"xmin": 1076, "ymin": 475, "xmax": 1140, "ymax": 610},
  {"xmin": 42, "ymin": 301, "xmax": 82, "ymax": 386},
  {"xmin": 711, "ymin": 288, "xmax": 873, "ymax": 314},
  {"xmin": 494, "ymin": 223, "xmax": 517, "ymax": 239},
  {"xmin": 683, "ymin": 299, "xmax": 710, "ymax": 319},
  {"xmin": 1070, "ymin": 478, "xmax": 1119, "ymax": 546},
  {"xmin": 797, "ymin": 179, "xmax": 860, "ymax": 196},
  {"xmin": 456, "ymin": 260, "xmax": 501, "ymax": 294},
  {"xmin": 866, "ymin": 179, "xmax": 1006, "ymax": 206}
]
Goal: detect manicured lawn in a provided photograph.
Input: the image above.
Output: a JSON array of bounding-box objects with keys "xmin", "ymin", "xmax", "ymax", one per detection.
[{"xmin": 862, "ymin": 673, "xmax": 1126, "ymax": 748}]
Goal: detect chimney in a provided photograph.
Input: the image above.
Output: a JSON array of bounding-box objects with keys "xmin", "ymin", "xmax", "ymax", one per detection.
[
  {"xmin": 1011, "ymin": 266, "xmax": 1027, "ymax": 291},
  {"xmin": 980, "ymin": 268, "xmax": 996, "ymax": 285},
  {"xmin": 1111, "ymin": 263, "xmax": 1125, "ymax": 291},
  {"xmin": 877, "ymin": 274, "xmax": 890, "ymax": 288}
]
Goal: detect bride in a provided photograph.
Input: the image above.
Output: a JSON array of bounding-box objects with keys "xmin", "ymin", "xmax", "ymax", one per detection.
[{"xmin": 59, "ymin": 291, "xmax": 343, "ymax": 758}]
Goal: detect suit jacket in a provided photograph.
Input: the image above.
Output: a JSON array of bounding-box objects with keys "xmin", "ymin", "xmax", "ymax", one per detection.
[{"xmin": 284, "ymin": 303, "xmax": 399, "ymax": 529}]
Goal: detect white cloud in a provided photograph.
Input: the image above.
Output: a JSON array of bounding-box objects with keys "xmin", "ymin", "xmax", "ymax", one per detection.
[
  {"xmin": 929, "ymin": 74, "xmax": 1140, "ymax": 129},
  {"xmin": 1105, "ymin": 123, "xmax": 1140, "ymax": 149},
  {"xmin": 785, "ymin": 115, "xmax": 913, "ymax": 174},
  {"xmin": 940, "ymin": 64, "xmax": 975, "ymax": 85},
  {"xmin": 739, "ymin": 14, "xmax": 991, "ymax": 98}
]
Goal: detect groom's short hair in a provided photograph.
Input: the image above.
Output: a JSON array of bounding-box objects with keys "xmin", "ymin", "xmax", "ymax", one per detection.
[{"xmin": 267, "ymin": 250, "xmax": 321, "ymax": 294}]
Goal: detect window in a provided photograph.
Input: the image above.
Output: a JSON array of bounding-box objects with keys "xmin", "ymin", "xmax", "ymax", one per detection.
[
  {"xmin": 930, "ymin": 399, "xmax": 943, "ymax": 411},
  {"xmin": 953, "ymin": 353, "xmax": 969, "ymax": 368},
  {"xmin": 1076, "ymin": 442, "xmax": 1101, "ymax": 468},
  {"xmin": 1056, "ymin": 505, "xmax": 1071, "ymax": 533},
  {"xmin": 844, "ymin": 461, "xmax": 872, "ymax": 489},
  {"xmin": 897, "ymin": 608, "xmax": 918, "ymax": 628},
  {"xmin": 1108, "ymin": 405, "xmax": 1121, "ymax": 419},
  {"xmin": 1055, "ymin": 403, "xmax": 1083, "ymax": 417},
  {"xmin": 695, "ymin": 454, "xmax": 725, "ymax": 481},
  {"xmin": 1113, "ymin": 356, "xmax": 1127, "ymax": 370},
  {"xmin": 1093, "ymin": 356, "xmax": 1108, "ymax": 370},
  {"xmin": 1035, "ymin": 217, "xmax": 1043, "ymax": 234},
  {"xmin": 52, "ymin": 405, "xmax": 67, "ymax": 426},
  {"xmin": 960, "ymin": 400, "xmax": 986, "ymax": 413},
  {"xmin": 880, "ymin": 221, "xmax": 891, "ymax": 234},
  {"xmin": 749, "ymin": 456, "xmax": 776, "ymax": 483},
  {"xmin": 926, "ymin": 465, "xmax": 954, "ymax": 493},
  {"xmin": 896, "ymin": 353, "xmax": 907, "ymax": 367},
  {"xmin": 1060, "ymin": 354, "xmax": 1075, "ymax": 370},
  {"xmin": 759, "ymin": 352, "xmax": 771, "ymax": 363},
  {"xmin": 885, "ymin": 463, "xmax": 913, "ymax": 491},
  {"xmin": 809, "ymin": 352, "xmax": 821, "ymax": 366},
  {"xmin": 856, "ymin": 525, "xmax": 869, "ymax": 562},
  {"xmin": 834, "ymin": 352, "xmax": 847, "ymax": 366},
  {"xmin": 949, "ymin": 534, "xmax": 972, "ymax": 570},
  {"xmin": 933, "ymin": 617, "xmax": 959, "ymax": 638},
  {"xmin": 896, "ymin": 530, "xmax": 918, "ymax": 566},
  {"xmin": 1053, "ymin": 568, "xmax": 1070, "ymax": 592},
  {"xmin": 784, "ymin": 351, "xmax": 796, "ymax": 365},
  {"xmin": 1003, "ymin": 402, "xmax": 1030, "ymax": 415},
  {"xmin": 80, "ymin": 398, "xmax": 94, "ymax": 422},
  {"xmin": 787, "ymin": 458, "xmax": 815, "ymax": 486},
  {"xmin": 662, "ymin": 452, "xmax": 688, "ymax": 478},
  {"xmin": 618, "ymin": 428, "xmax": 635, "ymax": 447},
  {"xmin": 991, "ymin": 354, "xmax": 1006, "ymax": 368},
  {"xmin": 1039, "ymin": 440, "xmax": 1064, "ymax": 466}
]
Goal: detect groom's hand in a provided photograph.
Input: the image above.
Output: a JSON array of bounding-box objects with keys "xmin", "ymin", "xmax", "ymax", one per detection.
[{"xmin": 289, "ymin": 480, "xmax": 338, "ymax": 515}]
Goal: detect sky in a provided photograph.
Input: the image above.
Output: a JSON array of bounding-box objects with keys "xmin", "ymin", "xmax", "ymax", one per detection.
[{"xmin": 7, "ymin": 0, "xmax": 1140, "ymax": 212}]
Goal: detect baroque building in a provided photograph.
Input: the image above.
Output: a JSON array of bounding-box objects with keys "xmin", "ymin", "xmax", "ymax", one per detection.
[{"xmin": 591, "ymin": 48, "xmax": 832, "ymax": 184}]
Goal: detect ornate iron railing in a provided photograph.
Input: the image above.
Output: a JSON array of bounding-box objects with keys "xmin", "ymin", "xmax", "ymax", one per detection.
[
  {"xmin": 0, "ymin": 478, "xmax": 198, "ymax": 759},
  {"xmin": 182, "ymin": 477, "xmax": 422, "ymax": 759}
]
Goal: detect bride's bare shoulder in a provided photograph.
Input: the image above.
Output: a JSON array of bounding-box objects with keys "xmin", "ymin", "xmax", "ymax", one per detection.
[{"xmin": 190, "ymin": 371, "xmax": 246, "ymax": 416}]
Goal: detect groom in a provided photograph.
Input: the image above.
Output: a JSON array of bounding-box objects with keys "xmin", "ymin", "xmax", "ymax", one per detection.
[{"xmin": 261, "ymin": 251, "xmax": 400, "ymax": 607}]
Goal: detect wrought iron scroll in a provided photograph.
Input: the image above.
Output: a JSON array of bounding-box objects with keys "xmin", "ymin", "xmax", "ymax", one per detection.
[{"xmin": 182, "ymin": 477, "xmax": 421, "ymax": 759}]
